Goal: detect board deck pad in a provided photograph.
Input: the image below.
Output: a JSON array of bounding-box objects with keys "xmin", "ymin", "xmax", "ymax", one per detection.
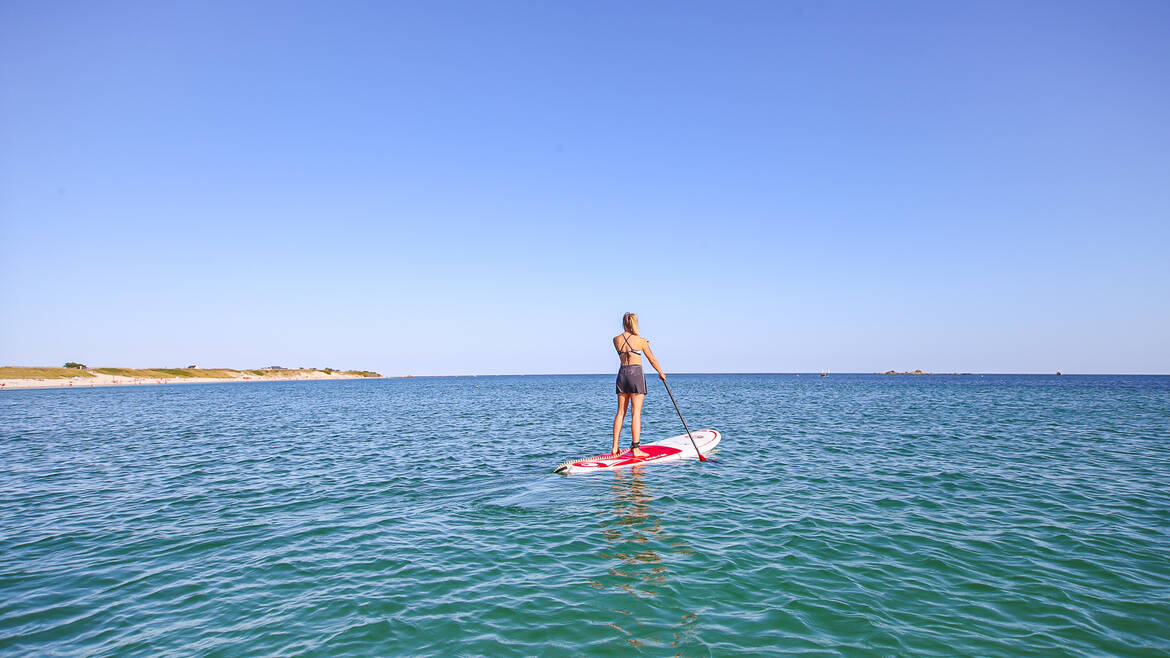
[{"xmin": 553, "ymin": 429, "xmax": 721, "ymax": 474}]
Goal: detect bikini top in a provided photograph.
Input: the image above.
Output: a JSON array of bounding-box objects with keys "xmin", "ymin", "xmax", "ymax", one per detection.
[{"xmin": 616, "ymin": 333, "xmax": 644, "ymax": 362}]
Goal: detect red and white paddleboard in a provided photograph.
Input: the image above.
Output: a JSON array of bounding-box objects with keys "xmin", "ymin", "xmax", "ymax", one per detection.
[{"xmin": 553, "ymin": 430, "xmax": 721, "ymax": 474}]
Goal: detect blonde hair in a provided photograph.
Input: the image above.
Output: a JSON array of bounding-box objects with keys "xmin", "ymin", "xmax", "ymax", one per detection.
[{"xmin": 622, "ymin": 312, "xmax": 639, "ymax": 335}]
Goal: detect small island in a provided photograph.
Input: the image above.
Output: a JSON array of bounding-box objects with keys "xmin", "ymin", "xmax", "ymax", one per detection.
[
  {"xmin": 0, "ymin": 365, "xmax": 383, "ymax": 390},
  {"xmin": 877, "ymin": 370, "xmax": 974, "ymax": 375}
]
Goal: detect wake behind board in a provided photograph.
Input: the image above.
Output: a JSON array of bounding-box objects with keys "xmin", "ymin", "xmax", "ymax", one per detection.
[{"xmin": 553, "ymin": 430, "xmax": 721, "ymax": 474}]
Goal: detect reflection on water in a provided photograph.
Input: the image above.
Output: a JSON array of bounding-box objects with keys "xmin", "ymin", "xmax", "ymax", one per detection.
[
  {"xmin": 599, "ymin": 469, "xmax": 666, "ymax": 597},
  {"xmin": 593, "ymin": 468, "xmax": 702, "ymax": 650}
]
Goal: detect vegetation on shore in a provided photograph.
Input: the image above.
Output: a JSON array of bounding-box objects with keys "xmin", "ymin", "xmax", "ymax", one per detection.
[
  {"xmin": 1, "ymin": 367, "xmax": 383, "ymax": 380},
  {"xmin": 340, "ymin": 370, "xmax": 381, "ymax": 378},
  {"xmin": 0, "ymin": 367, "xmax": 97, "ymax": 379},
  {"xmin": 94, "ymin": 368, "xmax": 240, "ymax": 378},
  {"xmin": 243, "ymin": 369, "xmax": 381, "ymax": 378}
]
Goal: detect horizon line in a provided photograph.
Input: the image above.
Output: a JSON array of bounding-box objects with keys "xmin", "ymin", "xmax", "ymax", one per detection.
[{"xmin": 385, "ymin": 371, "xmax": 1170, "ymax": 377}]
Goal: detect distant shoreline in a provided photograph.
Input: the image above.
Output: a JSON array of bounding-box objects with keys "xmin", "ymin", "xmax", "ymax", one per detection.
[
  {"xmin": 876, "ymin": 370, "xmax": 975, "ymax": 375},
  {"xmin": 4, "ymin": 370, "xmax": 1164, "ymax": 390},
  {"xmin": 0, "ymin": 367, "xmax": 384, "ymax": 390}
]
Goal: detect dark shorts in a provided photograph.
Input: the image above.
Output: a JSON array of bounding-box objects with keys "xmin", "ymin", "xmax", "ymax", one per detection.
[{"xmin": 616, "ymin": 364, "xmax": 647, "ymax": 395}]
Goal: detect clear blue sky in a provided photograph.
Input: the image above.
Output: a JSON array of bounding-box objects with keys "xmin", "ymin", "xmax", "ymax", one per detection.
[{"xmin": 2, "ymin": 1, "xmax": 1168, "ymax": 375}]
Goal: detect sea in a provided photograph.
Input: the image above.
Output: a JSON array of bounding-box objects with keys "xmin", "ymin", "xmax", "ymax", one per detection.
[{"xmin": 1, "ymin": 374, "xmax": 1168, "ymax": 656}]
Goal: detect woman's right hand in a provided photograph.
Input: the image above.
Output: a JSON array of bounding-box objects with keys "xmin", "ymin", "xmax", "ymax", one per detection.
[{"xmin": 659, "ymin": 373, "xmax": 667, "ymax": 381}]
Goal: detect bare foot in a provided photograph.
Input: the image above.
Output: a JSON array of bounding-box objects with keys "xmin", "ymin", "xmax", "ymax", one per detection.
[{"xmin": 631, "ymin": 447, "xmax": 647, "ymax": 457}]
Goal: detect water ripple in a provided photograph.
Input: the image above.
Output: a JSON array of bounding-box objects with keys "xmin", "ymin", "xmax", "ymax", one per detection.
[{"xmin": 1, "ymin": 375, "xmax": 1169, "ymax": 655}]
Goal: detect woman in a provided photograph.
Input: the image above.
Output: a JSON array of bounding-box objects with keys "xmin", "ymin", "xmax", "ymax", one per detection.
[{"xmin": 612, "ymin": 312, "xmax": 665, "ymax": 457}]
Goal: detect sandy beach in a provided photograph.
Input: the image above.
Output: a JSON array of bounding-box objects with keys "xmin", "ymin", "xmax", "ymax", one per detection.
[{"xmin": 0, "ymin": 369, "xmax": 381, "ymax": 390}]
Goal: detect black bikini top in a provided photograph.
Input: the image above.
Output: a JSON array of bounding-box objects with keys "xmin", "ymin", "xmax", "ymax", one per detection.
[{"xmin": 616, "ymin": 333, "xmax": 644, "ymax": 359}]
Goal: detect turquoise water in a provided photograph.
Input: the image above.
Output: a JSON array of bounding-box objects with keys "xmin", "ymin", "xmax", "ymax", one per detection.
[{"xmin": 2, "ymin": 374, "xmax": 1168, "ymax": 655}]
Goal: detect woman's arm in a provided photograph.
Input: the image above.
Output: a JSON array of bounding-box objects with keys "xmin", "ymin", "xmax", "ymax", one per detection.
[{"xmin": 642, "ymin": 340, "xmax": 666, "ymax": 380}]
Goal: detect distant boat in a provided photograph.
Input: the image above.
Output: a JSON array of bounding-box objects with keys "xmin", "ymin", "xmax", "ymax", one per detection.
[{"xmin": 820, "ymin": 369, "xmax": 829, "ymax": 377}]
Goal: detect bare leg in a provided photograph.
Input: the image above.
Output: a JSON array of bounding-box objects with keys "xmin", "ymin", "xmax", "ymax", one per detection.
[
  {"xmin": 612, "ymin": 394, "xmax": 630, "ymax": 454},
  {"xmin": 630, "ymin": 394, "xmax": 647, "ymax": 456}
]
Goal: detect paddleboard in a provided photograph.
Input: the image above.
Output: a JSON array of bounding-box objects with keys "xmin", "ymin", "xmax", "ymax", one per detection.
[{"xmin": 553, "ymin": 429, "xmax": 721, "ymax": 474}]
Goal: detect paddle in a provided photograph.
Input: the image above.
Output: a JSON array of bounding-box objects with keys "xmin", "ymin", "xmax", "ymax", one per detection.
[{"xmin": 661, "ymin": 378, "xmax": 708, "ymax": 462}]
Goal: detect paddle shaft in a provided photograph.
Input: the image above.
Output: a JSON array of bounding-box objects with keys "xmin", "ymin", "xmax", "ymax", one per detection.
[{"xmin": 661, "ymin": 378, "xmax": 707, "ymax": 461}]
